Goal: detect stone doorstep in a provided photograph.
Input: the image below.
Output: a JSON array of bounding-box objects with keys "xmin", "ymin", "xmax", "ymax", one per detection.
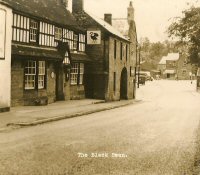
[{"xmin": 0, "ymin": 107, "xmax": 10, "ymax": 113}]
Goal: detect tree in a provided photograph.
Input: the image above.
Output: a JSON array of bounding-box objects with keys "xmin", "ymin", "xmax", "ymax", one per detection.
[
  {"xmin": 139, "ymin": 37, "xmax": 178, "ymax": 70},
  {"xmin": 168, "ymin": 6, "xmax": 200, "ymax": 65}
]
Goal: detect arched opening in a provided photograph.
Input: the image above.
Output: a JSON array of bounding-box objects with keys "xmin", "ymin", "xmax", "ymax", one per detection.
[{"xmin": 120, "ymin": 67, "xmax": 128, "ymax": 99}]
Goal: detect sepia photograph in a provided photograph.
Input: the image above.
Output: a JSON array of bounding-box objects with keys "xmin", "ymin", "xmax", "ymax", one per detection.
[{"xmin": 0, "ymin": 0, "xmax": 200, "ymax": 174}]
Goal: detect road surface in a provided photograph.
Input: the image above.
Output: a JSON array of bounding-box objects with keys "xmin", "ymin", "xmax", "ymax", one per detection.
[{"xmin": 0, "ymin": 80, "xmax": 200, "ymax": 175}]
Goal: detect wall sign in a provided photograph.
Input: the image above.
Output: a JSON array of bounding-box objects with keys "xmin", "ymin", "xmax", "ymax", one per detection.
[
  {"xmin": 0, "ymin": 9, "xmax": 6, "ymax": 59},
  {"xmin": 87, "ymin": 30, "xmax": 101, "ymax": 45}
]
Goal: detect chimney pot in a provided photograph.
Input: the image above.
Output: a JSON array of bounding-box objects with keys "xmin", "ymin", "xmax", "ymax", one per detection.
[{"xmin": 104, "ymin": 14, "xmax": 112, "ymax": 25}]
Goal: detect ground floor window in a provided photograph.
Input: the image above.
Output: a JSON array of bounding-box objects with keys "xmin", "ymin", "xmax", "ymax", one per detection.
[
  {"xmin": 24, "ymin": 60, "xmax": 46, "ymax": 90},
  {"xmin": 70, "ymin": 63, "xmax": 84, "ymax": 85}
]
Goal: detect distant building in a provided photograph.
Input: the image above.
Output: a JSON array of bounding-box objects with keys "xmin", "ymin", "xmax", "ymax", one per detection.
[{"xmin": 158, "ymin": 53, "xmax": 192, "ymax": 80}]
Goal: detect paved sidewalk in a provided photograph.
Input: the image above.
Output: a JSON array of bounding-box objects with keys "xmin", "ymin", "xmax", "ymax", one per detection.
[{"xmin": 0, "ymin": 99, "xmax": 139, "ymax": 130}]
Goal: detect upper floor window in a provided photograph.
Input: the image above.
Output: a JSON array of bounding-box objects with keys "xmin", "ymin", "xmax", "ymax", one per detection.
[
  {"xmin": 114, "ymin": 40, "xmax": 117, "ymax": 59},
  {"xmin": 73, "ymin": 34, "xmax": 78, "ymax": 51},
  {"xmin": 120, "ymin": 42, "xmax": 123, "ymax": 60},
  {"xmin": 12, "ymin": 13, "xmax": 30, "ymax": 43},
  {"xmin": 30, "ymin": 19, "xmax": 39, "ymax": 42},
  {"xmin": 55, "ymin": 27, "xmax": 62, "ymax": 41},
  {"xmin": 79, "ymin": 34, "xmax": 86, "ymax": 52},
  {"xmin": 126, "ymin": 44, "xmax": 128, "ymax": 61}
]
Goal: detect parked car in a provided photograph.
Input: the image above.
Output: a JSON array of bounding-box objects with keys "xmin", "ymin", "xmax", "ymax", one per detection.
[
  {"xmin": 139, "ymin": 75, "xmax": 146, "ymax": 85},
  {"xmin": 146, "ymin": 75, "xmax": 154, "ymax": 81}
]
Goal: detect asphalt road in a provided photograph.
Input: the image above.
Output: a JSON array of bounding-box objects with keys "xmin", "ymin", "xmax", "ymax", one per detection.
[{"xmin": 1, "ymin": 80, "xmax": 200, "ymax": 175}]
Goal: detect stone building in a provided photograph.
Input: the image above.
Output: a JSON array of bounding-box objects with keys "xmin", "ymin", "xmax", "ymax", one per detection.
[
  {"xmin": 0, "ymin": 0, "xmax": 90, "ymax": 107},
  {"xmin": 72, "ymin": 0, "xmax": 137, "ymax": 100},
  {"xmin": 158, "ymin": 53, "xmax": 192, "ymax": 80}
]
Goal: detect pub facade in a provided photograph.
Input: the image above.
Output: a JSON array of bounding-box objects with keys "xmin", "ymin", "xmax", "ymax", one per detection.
[{"xmin": 0, "ymin": 0, "xmax": 90, "ymax": 107}]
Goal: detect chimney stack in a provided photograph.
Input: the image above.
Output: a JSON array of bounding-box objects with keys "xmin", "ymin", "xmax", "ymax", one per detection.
[
  {"xmin": 72, "ymin": 0, "xmax": 84, "ymax": 13},
  {"xmin": 128, "ymin": 1, "xmax": 134, "ymax": 24},
  {"xmin": 61, "ymin": 0, "xmax": 68, "ymax": 9},
  {"xmin": 104, "ymin": 14, "xmax": 112, "ymax": 25}
]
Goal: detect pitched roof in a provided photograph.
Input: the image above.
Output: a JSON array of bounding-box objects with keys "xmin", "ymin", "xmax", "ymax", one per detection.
[
  {"xmin": 112, "ymin": 18, "xmax": 129, "ymax": 38},
  {"xmin": 85, "ymin": 11, "xmax": 129, "ymax": 42},
  {"xmin": 0, "ymin": 0, "xmax": 80, "ymax": 30},
  {"xmin": 159, "ymin": 53, "xmax": 179, "ymax": 64}
]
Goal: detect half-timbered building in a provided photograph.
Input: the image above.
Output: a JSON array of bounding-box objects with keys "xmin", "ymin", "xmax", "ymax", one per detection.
[{"xmin": 0, "ymin": 0, "xmax": 91, "ymax": 106}]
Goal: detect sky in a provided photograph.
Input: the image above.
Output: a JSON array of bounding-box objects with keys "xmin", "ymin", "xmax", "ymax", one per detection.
[{"xmin": 68, "ymin": 0, "xmax": 200, "ymax": 42}]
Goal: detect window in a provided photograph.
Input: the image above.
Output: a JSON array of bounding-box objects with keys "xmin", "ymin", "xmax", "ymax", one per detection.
[
  {"xmin": 114, "ymin": 40, "xmax": 117, "ymax": 59},
  {"xmin": 38, "ymin": 61, "xmax": 45, "ymax": 89},
  {"xmin": 113, "ymin": 72, "xmax": 116, "ymax": 92},
  {"xmin": 120, "ymin": 42, "xmax": 123, "ymax": 60},
  {"xmin": 79, "ymin": 34, "xmax": 86, "ymax": 52},
  {"xmin": 70, "ymin": 63, "xmax": 84, "ymax": 85},
  {"xmin": 63, "ymin": 30, "xmax": 74, "ymax": 50},
  {"xmin": 79, "ymin": 63, "xmax": 84, "ymax": 84},
  {"xmin": 70, "ymin": 63, "xmax": 79, "ymax": 85},
  {"xmin": 25, "ymin": 61, "xmax": 36, "ymax": 89},
  {"xmin": 55, "ymin": 27, "xmax": 62, "ymax": 41},
  {"xmin": 39, "ymin": 22, "xmax": 55, "ymax": 47},
  {"xmin": 126, "ymin": 44, "xmax": 128, "ymax": 61},
  {"xmin": 12, "ymin": 13, "xmax": 30, "ymax": 43},
  {"xmin": 24, "ymin": 60, "xmax": 46, "ymax": 90},
  {"xmin": 30, "ymin": 19, "xmax": 38, "ymax": 42},
  {"xmin": 73, "ymin": 34, "xmax": 78, "ymax": 51}
]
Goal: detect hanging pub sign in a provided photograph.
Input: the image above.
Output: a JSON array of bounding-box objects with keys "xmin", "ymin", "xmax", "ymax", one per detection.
[
  {"xmin": 87, "ymin": 30, "xmax": 101, "ymax": 45},
  {"xmin": 0, "ymin": 9, "xmax": 6, "ymax": 59}
]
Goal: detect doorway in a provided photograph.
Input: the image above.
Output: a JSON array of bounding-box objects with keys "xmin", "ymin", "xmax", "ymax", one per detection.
[{"xmin": 120, "ymin": 67, "xmax": 128, "ymax": 99}]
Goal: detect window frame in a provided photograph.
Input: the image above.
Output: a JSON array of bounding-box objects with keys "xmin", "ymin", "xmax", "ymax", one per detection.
[
  {"xmin": 24, "ymin": 60, "xmax": 37, "ymax": 90},
  {"xmin": 114, "ymin": 40, "xmax": 117, "ymax": 59},
  {"xmin": 120, "ymin": 42, "xmax": 123, "ymax": 60},
  {"xmin": 54, "ymin": 26, "xmax": 63, "ymax": 41},
  {"xmin": 24, "ymin": 60, "xmax": 46, "ymax": 90},
  {"xmin": 78, "ymin": 34, "xmax": 86, "ymax": 52},
  {"xmin": 70, "ymin": 63, "xmax": 84, "ymax": 85},
  {"xmin": 29, "ymin": 19, "xmax": 39, "ymax": 43},
  {"xmin": 113, "ymin": 72, "xmax": 116, "ymax": 92},
  {"xmin": 73, "ymin": 34, "xmax": 78, "ymax": 51}
]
